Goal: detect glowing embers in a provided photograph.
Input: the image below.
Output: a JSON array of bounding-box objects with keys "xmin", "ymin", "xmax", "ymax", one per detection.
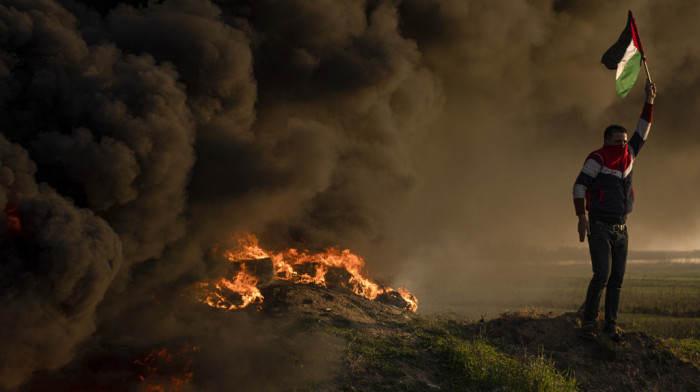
[
  {"xmin": 194, "ymin": 233, "xmax": 418, "ymax": 312},
  {"xmin": 3, "ymin": 202, "xmax": 22, "ymax": 236},
  {"xmin": 133, "ymin": 342, "xmax": 198, "ymax": 392}
]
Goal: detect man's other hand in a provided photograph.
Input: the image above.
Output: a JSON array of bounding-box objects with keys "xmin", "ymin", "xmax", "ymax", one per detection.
[{"xmin": 578, "ymin": 215, "xmax": 589, "ymax": 242}]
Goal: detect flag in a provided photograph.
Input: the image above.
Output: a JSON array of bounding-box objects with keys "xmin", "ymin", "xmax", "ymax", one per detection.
[{"xmin": 601, "ymin": 10, "xmax": 645, "ymax": 98}]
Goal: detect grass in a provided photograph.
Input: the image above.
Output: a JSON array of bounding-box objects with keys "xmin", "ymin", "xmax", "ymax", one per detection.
[
  {"xmin": 320, "ymin": 315, "xmax": 579, "ymax": 392},
  {"xmin": 621, "ymin": 313, "xmax": 700, "ymax": 338},
  {"xmin": 533, "ymin": 261, "xmax": 700, "ymax": 374},
  {"xmin": 534, "ymin": 262, "xmax": 700, "ymax": 339},
  {"xmin": 282, "ymin": 261, "xmax": 699, "ymax": 391},
  {"xmin": 664, "ymin": 338, "xmax": 700, "ymax": 368},
  {"xmin": 436, "ymin": 335, "xmax": 578, "ymax": 392}
]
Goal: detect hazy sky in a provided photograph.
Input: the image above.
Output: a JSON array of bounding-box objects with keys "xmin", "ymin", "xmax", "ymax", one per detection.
[
  {"xmin": 396, "ymin": 0, "xmax": 700, "ymax": 253},
  {"xmin": 2, "ymin": 0, "xmax": 700, "ymax": 389}
]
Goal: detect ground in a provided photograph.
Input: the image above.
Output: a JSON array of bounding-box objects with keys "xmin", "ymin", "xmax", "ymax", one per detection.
[
  {"xmin": 19, "ymin": 280, "xmax": 700, "ymax": 391},
  {"xmin": 482, "ymin": 310, "xmax": 700, "ymax": 392},
  {"xmin": 256, "ymin": 281, "xmax": 700, "ymax": 392}
]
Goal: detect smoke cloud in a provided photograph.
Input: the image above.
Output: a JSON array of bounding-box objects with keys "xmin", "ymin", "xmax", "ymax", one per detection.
[
  {"xmin": 384, "ymin": 0, "xmax": 700, "ymax": 313},
  {"xmin": 0, "ymin": 134, "xmax": 121, "ymax": 388},
  {"xmin": 1, "ymin": 0, "xmax": 699, "ymax": 389}
]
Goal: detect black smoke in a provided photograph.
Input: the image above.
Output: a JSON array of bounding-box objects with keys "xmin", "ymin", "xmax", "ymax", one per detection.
[
  {"xmin": 1, "ymin": 0, "xmax": 440, "ymax": 389},
  {"xmin": 2, "ymin": 0, "xmax": 700, "ymax": 390}
]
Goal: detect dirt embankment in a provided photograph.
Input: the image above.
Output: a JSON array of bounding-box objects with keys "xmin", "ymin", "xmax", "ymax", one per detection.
[
  {"xmin": 260, "ymin": 282, "xmax": 700, "ymax": 392},
  {"xmin": 20, "ymin": 282, "xmax": 700, "ymax": 392},
  {"xmin": 481, "ymin": 310, "xmax": 700, "ymax": 392}
]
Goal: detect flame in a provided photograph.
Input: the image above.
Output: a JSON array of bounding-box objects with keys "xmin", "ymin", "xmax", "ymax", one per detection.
[
  {"xmin": 222, "ymin": 234, "xmax": 269, "ymax": 261},
  {"xmin": 193, "ymin": 233, "xmax": 418, "ymax": 312},
  {"xmin": 268, "ymin": 247, "xmax": 382, "ymax": 299},
  {"xmin": 4, "ymin": 203, "xmax": 22, "ymax": 235},
  {"xmin": 397, "ymin": 287, "xmax": 418, "ymax": 312},
  {"xmin": 193, "ymin": 264, "xmax": 264, "ymax": 311},
  {"xmin": 133, "ymin": 343, "xmax": 198, "ymax": 392}
]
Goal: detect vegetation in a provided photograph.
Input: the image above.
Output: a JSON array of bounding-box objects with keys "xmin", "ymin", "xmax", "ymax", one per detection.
[
  {"xmin": 275, "ymin": 262, "xmax": 700, "ymax": 392},
  {"xmin": 664, "ymin": 338, "xmax": 700, "ymax": 368},
  {"xmin": 534, "ymin": 262, "xmax": 700, "ymax": 339},
  {"xmin": 321, "ymin": 314, "xmax": 579, "ymax": 392}
]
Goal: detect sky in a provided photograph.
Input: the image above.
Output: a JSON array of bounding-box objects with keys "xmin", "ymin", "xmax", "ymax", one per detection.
[{"xmin": 1, "ymin": 0, "xmax": 700, "ymax": 389}]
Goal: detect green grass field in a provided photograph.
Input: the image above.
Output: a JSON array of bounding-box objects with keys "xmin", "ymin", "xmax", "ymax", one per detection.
[{"xmin": 536, "ymin": 261, "xmax": 700, "ymax": 339}]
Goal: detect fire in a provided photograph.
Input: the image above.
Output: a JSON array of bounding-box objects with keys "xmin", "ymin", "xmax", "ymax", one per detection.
[
  {"xmin": 222, "ymin": 234, "xmax": 269, "ymax": 261},
  {"xmin": 194, "ymin": 264, "xmax": 264, "ymax": 311},
  {"xmin": 133, "ymin": 343, "xmax": 198, "ymax": 392},
  {"xmin": 194, "ymin": 233, "xmax": 418, "ymax": 312},
  {"xmin": 4, "ymin": 203, "xmax": 22, "ymax": 235},
  {"xmin": 397, "ymin": 287, "xmax": 418, "ymax": 313}
]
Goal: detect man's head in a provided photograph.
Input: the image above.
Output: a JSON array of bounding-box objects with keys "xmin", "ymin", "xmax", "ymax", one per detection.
[{"xmin": 604, "ymin": 125, "xmax": 628, "ymax": 145}]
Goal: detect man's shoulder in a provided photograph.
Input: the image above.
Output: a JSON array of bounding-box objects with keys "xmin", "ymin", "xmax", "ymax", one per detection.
[{"xmin": 585, "ymin": 149, "xmax": 605, "ymax": 165}]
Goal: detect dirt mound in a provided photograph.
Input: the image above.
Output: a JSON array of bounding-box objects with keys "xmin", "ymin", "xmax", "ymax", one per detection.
[
  {"xmin": 256, "ymin": 280, "xmax": 412, "ymax": 328},
  {"xmin": 258, "ymin": 283, "xmax": 700, "ymax": 391},
  {"xmin": 481, "ymin": 309, "xmax": 700, "ymax": 392},
  {"xmin": 20, "ymin": 282, "xmax": 699, "ymax": 391}
]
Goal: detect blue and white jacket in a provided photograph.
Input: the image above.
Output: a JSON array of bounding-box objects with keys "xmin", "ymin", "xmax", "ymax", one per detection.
[{"xmin": 573, "ymin": 102, "xmax": 654, "ymax": 224}]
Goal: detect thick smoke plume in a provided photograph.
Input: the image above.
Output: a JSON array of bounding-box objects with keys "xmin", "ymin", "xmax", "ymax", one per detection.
[
  {"xmin": 2, "ymin": 0, "xmax": 699, "ymax": 389},
  {"xmin": 1, "ymin": 0, "xmax": 438, "ymax": 389}
]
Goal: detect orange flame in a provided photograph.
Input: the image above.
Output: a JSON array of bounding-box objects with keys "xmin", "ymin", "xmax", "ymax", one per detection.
[
  {"xmin": 222, "ymin": 234, "xmax": 269, "ymax": 261},
  {"xmin": 194, "ymin": 233, "xmax": 418, "ymax": 312},
  {"xmin": 397, "ymin": 287, "xmax": 418, "ymax": 313},
  {"xmin": 193, "ymin": 264, "xmax": 264, "ymax": 311},
  {"xmin": 267, "ymin": 247, "xmax": 382, "ymax": 299}
]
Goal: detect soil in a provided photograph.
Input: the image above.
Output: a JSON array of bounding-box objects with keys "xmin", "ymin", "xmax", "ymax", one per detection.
[
  {"xmin": 257, "ymin": 281, "xmax": 700, "ymax": 392},
  {"xmin": 481, "ymin": 309, "xmax": 700, "ymax": 392},
  {"xmin": 21, "ymin": 281, "xmax": 700, "ymax": 391}
]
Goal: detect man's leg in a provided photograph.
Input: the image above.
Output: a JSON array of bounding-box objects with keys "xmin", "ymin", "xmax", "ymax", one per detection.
[
  {"xmin": 604, "ymin": 226, "xmax": 628, "ymax": 330},
  {"xmin": 583, "ymin": 223, "xmax": 612, "ymax": 325}
]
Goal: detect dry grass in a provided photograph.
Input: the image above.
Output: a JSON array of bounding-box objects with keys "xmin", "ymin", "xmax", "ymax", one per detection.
[{"xmin": 532, "ymin": 262, "xmax": 700, "ymax": 339}]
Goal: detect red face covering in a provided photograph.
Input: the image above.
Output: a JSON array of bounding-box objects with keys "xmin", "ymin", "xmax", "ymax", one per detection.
[
  {"xmin": 601, "ymin": 143, "xmax": 631, "ymax": 171},
  {"xmin": 602, "ymin": 143, "xmax": 627, "ymax": 154}
]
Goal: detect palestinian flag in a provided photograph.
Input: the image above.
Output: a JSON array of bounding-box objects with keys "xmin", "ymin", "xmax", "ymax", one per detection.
[{"xmin": 601, "ymin": 11, "xmax": 645, "ymax": 98}]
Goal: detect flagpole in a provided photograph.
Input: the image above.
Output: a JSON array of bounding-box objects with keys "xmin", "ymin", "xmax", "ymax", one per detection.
[
  {"xmin": 643, "ymin": 58, "xmax": 653, "ymax": 84},
  {"xmin": 631, "ymin": 9, "xmax": 653, "ymax": 85}
]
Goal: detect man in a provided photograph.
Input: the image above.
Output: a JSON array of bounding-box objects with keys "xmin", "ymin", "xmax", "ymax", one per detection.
[{"xmin": 573, "ymin": 79, "xmax": 657, "ymax": 342}]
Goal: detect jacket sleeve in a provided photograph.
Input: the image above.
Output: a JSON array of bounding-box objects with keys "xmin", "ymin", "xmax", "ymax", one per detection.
[
  {"xmin": 573, "ymin": 155, "xmax": 602, "ymax": 216},
  {"xmin": 628, "ymin": 102, "xmax": 654, "ymax": 157}
]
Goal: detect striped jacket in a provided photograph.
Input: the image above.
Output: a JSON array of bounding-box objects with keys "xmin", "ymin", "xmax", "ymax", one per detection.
[{"xmin": 573, "ymin": 102, "xmax": 654, "ymax": 224}]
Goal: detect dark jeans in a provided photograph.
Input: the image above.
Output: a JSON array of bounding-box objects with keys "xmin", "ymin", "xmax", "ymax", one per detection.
[{"xmin": 583, "ymin": 221, "xmax": 628, "ymax": 329}]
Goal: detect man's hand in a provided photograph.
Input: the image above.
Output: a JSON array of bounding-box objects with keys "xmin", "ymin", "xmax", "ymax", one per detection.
[
  {"xmin": 645, "ymin": 80, "xmax": 657, "ymax": 103},
  {"xmin": 578, "ymin": 214, "xmax": 589, "ymax": 242}
]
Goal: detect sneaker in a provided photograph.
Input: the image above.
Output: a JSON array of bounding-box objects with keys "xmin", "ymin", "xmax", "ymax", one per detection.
[
  {"xmin": 581, "ymin": 323, "xmax": 597, "ymax": 341},
  {"xmin": 603, "ymin": 326, "xmax": 625, "ymax": 343}
]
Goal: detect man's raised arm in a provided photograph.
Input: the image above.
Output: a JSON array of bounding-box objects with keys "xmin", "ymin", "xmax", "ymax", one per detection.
[
  {"xmin": 629, "ymin": 80, "xmax": 657, "ymax": 156},
  {"xmin": 572, "ymin": 80, "xmax": 657, "ymax": 242}
]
